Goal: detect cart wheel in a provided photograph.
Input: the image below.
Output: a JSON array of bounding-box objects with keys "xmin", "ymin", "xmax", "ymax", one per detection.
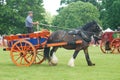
[
  {"xmin": 111, "ymin": 39, "xmax": 120, "ymax": 54},
  {"xmin": 100, "ymin": 41, "xmax": 106, "ymax": 53},
  {"xmin": 25, "ymin": 49, "xmax": 45, "ymax": 64},
  {"xmin": 34, "ymin": 49, "xmax": 45, "ymax": 64},
  {"xmin": 100, "ymin": 41, "xmax": 109, "ymax": 53},
  {"xmin": 10, "ymin": 40, "xmax": 36, "ymax": 66},
  {"xmin": 100, "ymin": 40, "xmax": 112, "ymax": 53},
  {"xmin": 118, "ymin": 47, "xmax": 120, "ymax": 53}
]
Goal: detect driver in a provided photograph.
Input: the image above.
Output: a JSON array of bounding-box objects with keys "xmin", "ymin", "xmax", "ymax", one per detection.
[{"xmin": 25, "ymin": 11, "xmax": 39, "ymax": 33}]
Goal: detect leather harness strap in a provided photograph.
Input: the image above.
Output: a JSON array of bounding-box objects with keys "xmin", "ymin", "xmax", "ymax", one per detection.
[{"xmin": 68, "ymin": 29, "xmax": 94, "ymax": 42}]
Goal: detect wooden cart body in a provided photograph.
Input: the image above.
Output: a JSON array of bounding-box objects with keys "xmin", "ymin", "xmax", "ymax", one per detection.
[
  {"xmin": 100, "ymin": 31, "xmax": 120, "ymax": 53},
  {"xmin": 3, "ymin": 30, "xmax": 82, "ymax": 66}
]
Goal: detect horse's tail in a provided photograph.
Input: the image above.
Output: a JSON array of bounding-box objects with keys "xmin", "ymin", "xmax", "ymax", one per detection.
[{"xmin": 44, "ymin": 46, "xmax": 50, "ymax": 60}]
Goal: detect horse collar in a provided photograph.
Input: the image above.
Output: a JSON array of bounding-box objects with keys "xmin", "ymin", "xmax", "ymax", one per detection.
[{"xmin": 80, "ymin": 29, "xmax": 92, "ymax": 42}]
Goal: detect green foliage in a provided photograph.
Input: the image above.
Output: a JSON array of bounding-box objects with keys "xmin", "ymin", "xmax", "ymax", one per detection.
[
  {"xmin": 0, "ymin": 0, "xmax": 45, "ymax": 35},
  {"xmin": 44, "ymin": 12, "xmax": 55, "ymax": 24},
  {"xmin": 101, "ymin": 0, "xmax": 120, "ymax": 30},
  {"xmin": 59, "ymin": 0, "xmax": 101, "ymax": 13},
  {"xmin": 60, "ymin": 0, "xmax": 79, "ymax": 5},
  {"xmin": 53, "ymin": 1, "xmax": 100, "ymax": 29},
  {"xmin": 60, "ymin": 0, "xmax": 99, "ymax": 7}
]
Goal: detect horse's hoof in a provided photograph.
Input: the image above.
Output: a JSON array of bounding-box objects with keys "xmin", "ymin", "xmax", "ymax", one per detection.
[
  {"xmin": 88, "ymin": 63, "xmax": 95, "ymax": 66},
  {"xmin": 48, "ymin": 62, "xmax": 57, "ymax": 66},
  {"xmin": 68, "ymin": 65, "xmax": 75, "ymax": 67},
  {"xmin": 50, "ymin": 55, "xmax": 58, "ymax": 66},
  {"xmin": 51, "ymin": 63, "xmax": 57, "ymax": 66},
  {"xmin": 48, "ymin": 62, "xmax": 52, "ymax": 66},
  {"xmin": 92, "ymin": 63, "xmax": 95, "ymax": 66},
  {"xmin": 68, "ymin": 63, "xmax": 75, "ymax": 67}
]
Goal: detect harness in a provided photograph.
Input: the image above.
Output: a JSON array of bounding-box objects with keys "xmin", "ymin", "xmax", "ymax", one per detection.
[
  {"xmin": 79, "ymin": 29, "xmax": 93, "ymax": 42},
  {"xmin": 68, "ymin": 29, "xmax": 95, "ymax": 42},
  {"xmin": 61, "ymin": 31, "xmax": 67, "ymax": 40}
]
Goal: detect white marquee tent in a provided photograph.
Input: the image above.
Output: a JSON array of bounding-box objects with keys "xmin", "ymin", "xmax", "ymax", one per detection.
[{"xmin": 103, "ymin": 28, "xmax": 113, "ymax": 32}]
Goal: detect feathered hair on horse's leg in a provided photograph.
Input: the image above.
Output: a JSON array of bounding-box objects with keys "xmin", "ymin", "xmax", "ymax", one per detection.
[{"xmin": 50, "ymin": 52, "xmax": 58, "ymax": 66}]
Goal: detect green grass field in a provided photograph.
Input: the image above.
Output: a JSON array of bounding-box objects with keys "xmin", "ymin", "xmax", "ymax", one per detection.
[{"xmin": 0, "ymin": 46, "xmax": 120, "ymax": 80}]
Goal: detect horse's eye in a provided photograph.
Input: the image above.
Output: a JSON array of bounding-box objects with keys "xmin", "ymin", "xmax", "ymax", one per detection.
[{"xmin": 97, "ymin": 26, "xmax": 99, "ymax": 29}]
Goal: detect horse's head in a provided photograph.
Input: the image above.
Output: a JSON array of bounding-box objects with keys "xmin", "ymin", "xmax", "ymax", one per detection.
[
  {"xmin": 91, "ymin": 21, "xmax": 103, "ymax": 38},
  {"xmin": 82, "ymin": 21, "xmax": 103, "ymax": 37}
]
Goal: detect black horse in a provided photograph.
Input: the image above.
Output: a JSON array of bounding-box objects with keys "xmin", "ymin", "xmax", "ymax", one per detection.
[{"xmin": 44, "ymin": 21, "xmax": 102, "ymax": 67}]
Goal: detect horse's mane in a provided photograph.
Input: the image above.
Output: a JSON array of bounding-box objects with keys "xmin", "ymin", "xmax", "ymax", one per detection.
[
  {"xmin": 68, "ymin": 21, "xmax": 97, "ymax": 31},
  {"xmin": 82, "ymin": 21, "xmax": 97, "ymax": 30}
]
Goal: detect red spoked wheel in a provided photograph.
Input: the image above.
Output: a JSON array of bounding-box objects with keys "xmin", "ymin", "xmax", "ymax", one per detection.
[
  {"xmin": 25, "ymin": 49, "xmax": 45, "ymax": 64},
  {"xmin": 10, "ymin": 40, "xmax": 36, "ymax": 66},
  {"xmin": 34, "ymin": 49, "xmax": 45, "ymax": 64},
  {"xmin": 118, "ymin": 47, "xmax": 120, "ymax": 53},
  {"xmin": 100, "ymin": 41, "xmax": 111, "ymax": 53},
  {"xmin": 111, "ymin": 38, "xmax": 120, "ymax": 54},
  {"xmin": 100, "ymin": 41, "xmax": 106, "ymax": 53}
]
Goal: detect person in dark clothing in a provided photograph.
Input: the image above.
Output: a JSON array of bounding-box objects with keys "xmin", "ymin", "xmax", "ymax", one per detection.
[
  {"xmin": 25, "ymin": 11, "xmax": 39, "ymax": 33},
  {"xmin": 105, "ymin": 41, "xmax": 111, "ymax": 50}
]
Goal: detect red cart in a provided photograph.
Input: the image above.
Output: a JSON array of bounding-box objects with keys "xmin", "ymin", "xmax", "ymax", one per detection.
[{"xmin": 100, "ymin": 31, "xmax": 120, "ymax": 54}]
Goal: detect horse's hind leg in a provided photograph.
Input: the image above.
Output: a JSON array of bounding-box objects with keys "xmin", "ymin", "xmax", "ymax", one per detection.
[
  {"xmin": 84, "ymin": 48, "xmax": 95, "ymax": 66},
  {"xmin": 49, "ymin": 47, "xmax": 58, "ymax": 66},
  {"xmin": 68, "ymin": 50, "xmax": 80, "ymax": 67}
]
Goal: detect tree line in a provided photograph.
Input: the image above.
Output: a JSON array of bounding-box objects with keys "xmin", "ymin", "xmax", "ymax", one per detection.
[
  {"xmin": 54, "ymin": 0, "xmax": 120, "ymax": 30},
  {"xmin": 0, "ymin": 0, "xmax": 120, "ymax": 35},
  {"xmin": 0, "ymin": 0, "xmax": 45, "ymax": 35}
]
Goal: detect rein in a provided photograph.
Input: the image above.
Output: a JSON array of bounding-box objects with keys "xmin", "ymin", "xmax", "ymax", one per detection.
[
  {"xmin": 39, "ymin": 23, "xmax": 97, "ymax": 35},
  {"xmin": 39, "ymin": 23, "xmax": 99, "ymax": 42},
  {"xmin": 39, "ymin": 23, "xmax": 71, "ymax": 30}
]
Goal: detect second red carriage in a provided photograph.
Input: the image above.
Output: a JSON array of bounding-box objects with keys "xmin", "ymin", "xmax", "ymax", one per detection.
[{"xmin": 100, "ymin": 31, "xmax": 120, "ymax": 54}]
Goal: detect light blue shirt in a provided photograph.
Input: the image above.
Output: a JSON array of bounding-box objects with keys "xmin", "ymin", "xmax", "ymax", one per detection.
[{"xmin": 25, "ymin": 16, "xmax": 33, "ymax": 27}]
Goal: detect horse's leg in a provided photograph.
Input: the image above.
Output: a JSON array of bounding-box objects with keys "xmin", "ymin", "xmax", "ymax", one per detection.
[
  {"xmin": 68, "ymin": 50, "xmax": 80, "ymax": 67},
  {"xmin": 84, "ymin": 48, "xmax": 95, "ymax": 66},
  {"xmin": 49, "ymin": 47, "xmax": 58, "ymax": 66}
]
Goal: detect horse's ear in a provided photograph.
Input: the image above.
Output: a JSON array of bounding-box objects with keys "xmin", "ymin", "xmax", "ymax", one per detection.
[
  {"xmin": 91, "ymin": 20, "xmax": 95, "ymax": 22},
  {"xmin": 91, "ymin": 20, "xmax": 97, "ymax": 24}
]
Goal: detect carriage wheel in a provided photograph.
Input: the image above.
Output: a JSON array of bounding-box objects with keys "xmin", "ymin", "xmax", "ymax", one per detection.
[
  {"xmin": 100, "ymin": 41, "xmax": 109, "ymax": 53},
  {"xmin": 10, "ymin": 40, "xmax": 36, "ymax": 66},
  {"xmin": 118, "ymin": 47, "xmax": 120, "ymax": 53},
  {"xmin": 34, "ymin": 49, "xmax": 45, "ymax": 64},
  {"xmin": 111, "ymin": 39, "xmax": 120, "ymax": 54},
  {"xmin": 100, "ymin": 41, "xmax": 106, "ymax": 53},
  {"xmin": 25, "ymin": 49, "xmax": 45, "ymax": 64}
]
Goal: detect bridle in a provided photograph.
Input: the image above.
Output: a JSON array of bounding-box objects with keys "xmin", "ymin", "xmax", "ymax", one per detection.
[
  {"xmin": 78, "ymin": 27, "xmax": 101, "ymax": 42},
  {"xmin": 80, "ymin": 28, "xmax": 101, "ymax": 36}
]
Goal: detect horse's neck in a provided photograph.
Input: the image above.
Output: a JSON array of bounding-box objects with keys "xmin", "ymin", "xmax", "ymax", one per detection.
[
  {"xmin": 82, "ymin": 28, "xmax": 93, "ymax": 37},
  {"xmin": 79, "ymin": 29, "xmax": 93, "ymax": 42},
  {"xmin": 87, "ymin": 30, "xmax": 93, "ymax": 37}
]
